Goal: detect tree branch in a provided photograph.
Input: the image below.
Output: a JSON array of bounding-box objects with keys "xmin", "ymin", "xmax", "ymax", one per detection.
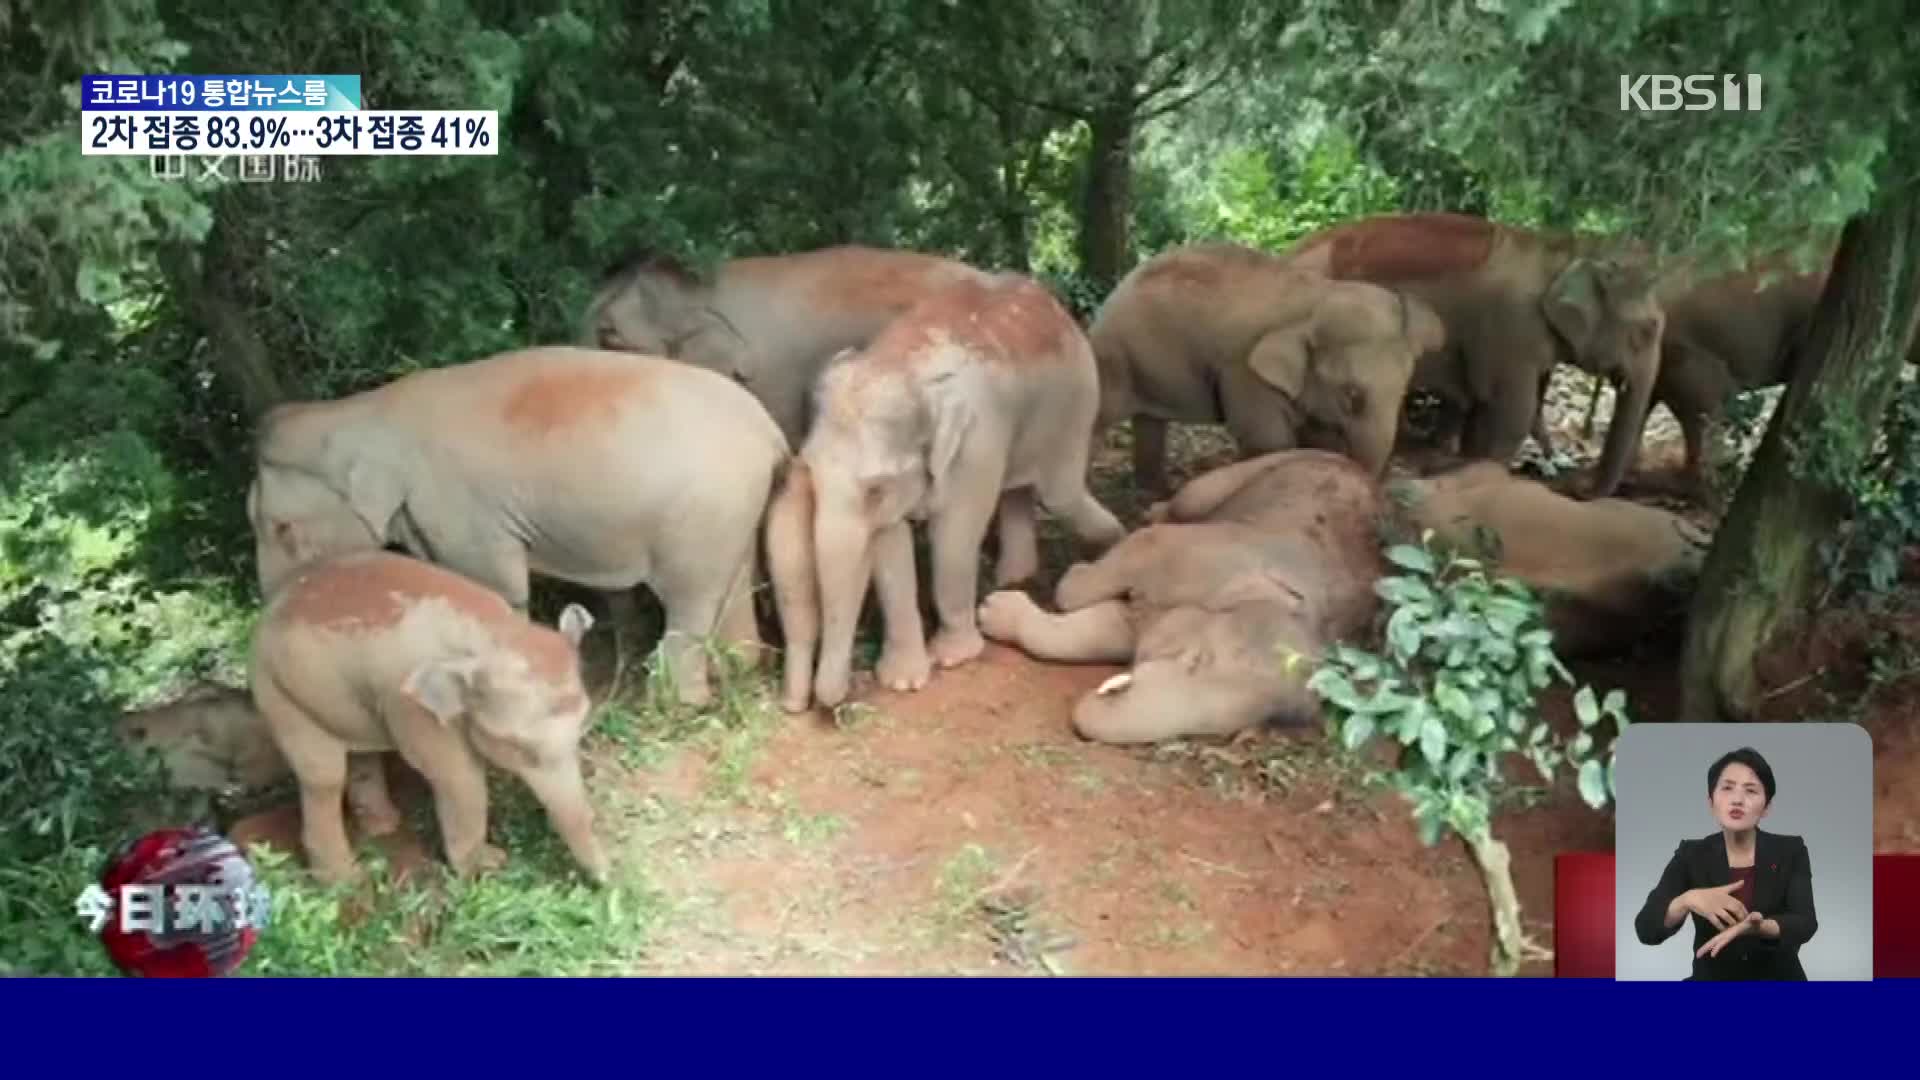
[{"xmin": 1138, "ymin": 60, "xmax": 1238, "ymax": 121}]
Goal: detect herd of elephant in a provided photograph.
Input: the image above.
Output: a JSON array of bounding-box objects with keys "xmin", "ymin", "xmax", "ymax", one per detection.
[{"xmin": 209, "ymin": 210, "xmax": 1835, "ymax": 888}]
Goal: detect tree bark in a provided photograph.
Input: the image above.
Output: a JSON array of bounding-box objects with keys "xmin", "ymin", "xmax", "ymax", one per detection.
[
  {"xmin": 1077, "ymin": 104, "xmax": 1134, "ymax": 290},
  {"xmin": 1679, "ymin": 193, "xmax": 1920, "ymax": 722},
  {"xmin": 1461, "ymin": 826, "xmax": 1550, "ymax": 976},
  {"xmin": 170, "ymin": 197, "xmax": 286, "ymax": 422}
]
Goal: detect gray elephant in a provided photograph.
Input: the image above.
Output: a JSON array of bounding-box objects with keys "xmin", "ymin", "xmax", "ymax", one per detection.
[
  {"xmin": 1283, "ymin": 212, "xmax": 1666, "ymax": 499},
  {"xmin": 977, "ymin": 450, "xmax": 1388, "ymax": 744},
  {"xmin": 116, "ymin": 681, "xmax": 290, "ymax": 792},
  {"xmin": 247, "ymin": 345, "xmax": 788, "ymax": 707},
  {"xmin": 766, "ymin": 272, "xmax": 1127, "ymax": 713},
  {"xmin": 250, "ymin": 549, "xmax": 609, "ymax": 885},
  {"xmin": 1090, "ymin": 242, "xmax": 1448, "ymax": 496},
  {"xmin": 581, "ymin": 242, "xmax": 1051, "ymax": 587}
]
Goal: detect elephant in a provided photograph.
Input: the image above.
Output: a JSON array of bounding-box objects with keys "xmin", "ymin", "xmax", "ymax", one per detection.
[
  {"xmin": 978, "ymin": 449, "xmax": 1390, "ymax": 744},
  {"xmin": 1089, "ymin": 242, "xmax": 1449, "ymax": 497},
  {"xmin": 115, "ymin": 681, "xmax": 290, "ymax": 792},
  {"xmin": 581, "ymin": 243, "xmax": 1051, "ymax": 588},
  {"xmin": 247, "ymin": 345, "xmax": 789, "ymax": 708},
  {"xmin": 1388, "ymin": 459, "xmax": 1710, "ymax": 657},
  {"xmin": 765, "ymin": 272, "xmax": 1127, "ymax": 713},
  {"xmin": 1573, "ymin": 261, "xmax": 1837, "ymax": 503},
  {"xmin": 1282, "ymin": 212, "xmax": 1666, "ymax": 499},
  {"xmin": 249, "ymin": 548, "xmax": 611, "ymax": 886}
]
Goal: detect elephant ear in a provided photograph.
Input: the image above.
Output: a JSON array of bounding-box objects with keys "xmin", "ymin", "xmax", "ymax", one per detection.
[
  {"xmin": 1245, "ymin": 327, "xmax": 1311, "ymax": 399},
  {"xmin": 556, "ymin": 603, "xmax": 594, "ymax": 649},
  {"xmin": 923, "ymin": 371, "xmax": 977, "ymax": 506},
  {"xmin": 401, "ymin": 656, "xmax": 488, "ymax": 726},
  {"xmin": 342, "ymin": 457, "xmax": 407, "ymax": 543},
  {"xmin": 1543, "ymin": 259, "xmax": 1605, "ymax": 355}
]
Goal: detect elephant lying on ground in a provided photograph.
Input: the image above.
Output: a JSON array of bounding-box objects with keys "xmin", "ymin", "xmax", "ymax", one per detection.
[
  {"xmin": 768, "ymin": 272, "xmax": 1127, "ymax": 713},
  {"xmin": 1388, "ymin": 460, "xmax": 1710, "ymax": 657},
  {"xmin": 250, "ymin": 549, "xmax": 610, "ymax": 886},
  {"xmin": 1089, "ymin": 242, "xmax": 1448, "ymax": 497},
  {"xmin": 247, "ymin": 346, "xmax": 788, "ymax": 707},
  {"xmin": 116, "ymin": 681, "xmax": 290, "ymax": 792},
  {"xmin": 980, "ymin": 450, "xmax": 1709, "ymax": 745},
  {"xmin": 977, "ymin": 450, "xmax": 1388, "ymax": 744},
  {"xmin": 581, "ymin": 245, "xmax": 1051, "ymax": 587},
  {"xmin": 1282, "ymin": 212, "xmax": 1666, "ymax": 499}
]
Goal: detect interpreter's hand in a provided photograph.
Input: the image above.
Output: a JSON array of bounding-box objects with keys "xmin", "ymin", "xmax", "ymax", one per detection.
[
  {"xmin": 1681, "ymin": 881, "xmax": 1750, "ymax": 929},
  {"xmin": 1697, "ymin": 912, "xmax": 1764, "ymax": 959}
]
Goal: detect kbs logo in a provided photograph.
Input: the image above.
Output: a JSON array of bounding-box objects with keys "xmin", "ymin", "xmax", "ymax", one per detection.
[{"xmin": 1619, "ymin": 74, "xmax": 1763, "ymax": 112}]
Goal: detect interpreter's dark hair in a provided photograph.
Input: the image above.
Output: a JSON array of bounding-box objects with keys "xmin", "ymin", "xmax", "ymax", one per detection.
[{"xmin": 1708, "ymin": 747, "xmax": 1776, "ymax": 804}]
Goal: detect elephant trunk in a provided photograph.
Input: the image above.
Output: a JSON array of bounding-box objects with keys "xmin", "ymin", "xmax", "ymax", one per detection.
[
  {"xmin": 765, "ymin": 461, "xmax": 820, "ymax": 713},
  {"xmin": 1591, "ymin": 363, "xmax": 1656, "ymax": 498}
]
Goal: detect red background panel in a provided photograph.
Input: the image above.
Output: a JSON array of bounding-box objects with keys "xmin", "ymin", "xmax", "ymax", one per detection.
[{"xmin": 1552, "ymin": 852, "xmax": 1920, "ymax": 979}]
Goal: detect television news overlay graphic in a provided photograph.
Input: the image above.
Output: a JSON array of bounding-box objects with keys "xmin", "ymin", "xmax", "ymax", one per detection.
[
  {"xmin": 84, "ymin": 110, "xmax": 497, "ymax": 157},
  {"xmin": 83, "ymin": 75, "xmax": 362, "ymax": 111},
  {"xmin": 1875, "ymin": 853, "xmax": 1920, "ymax": 978},
  {"xmin": 1554, "ymin": 853, "xmax": 1616, "ymax": 977},
  {"xmin": 1613, "ymin": 723, "xmax": 1875, "ymax": 980},
  {"xmin": 150, "ymin": 153, "xmax": 323, "ymax": 183},
  {"xmin": 74, "ymin": 827, "xmax": 270, "ymax": 977},
  {"xmin": 1619, "ymin": 73, "xmax": 1763, "ymax": 111},
  {"xmin": 1555, "ymin": 854, "xmax": 1918, "ymax": 978}
]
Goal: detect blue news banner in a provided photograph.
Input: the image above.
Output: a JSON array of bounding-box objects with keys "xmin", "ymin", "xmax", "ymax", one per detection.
[{"xmin": 80, "ymin": 74, "xmax": 496, "ymax": 157}]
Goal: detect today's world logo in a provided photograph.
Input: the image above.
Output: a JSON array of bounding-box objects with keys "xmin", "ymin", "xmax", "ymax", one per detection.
[
  {"xmin": 1619, "ymin": 74, "xmax": 1763, "ymax": 112},
  {"xmin": 74, "ymin": 826, "xmax": 270, "ymax": 977}
]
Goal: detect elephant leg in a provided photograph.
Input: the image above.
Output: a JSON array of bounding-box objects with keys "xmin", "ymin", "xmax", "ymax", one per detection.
[
  {"xmin": 1159, "ymin": 453, "xmax": 1291, "ymax": 523},
  {"xmin": 978, "ymin": 592, "xmax": 1135, "ymax": 663},
  {"xmin": 1530, "ymin": 369, "xmax": 1556, "ymax": 455},
  {"xmin": 346, "ymin": 752, "xmax": 401, "ymax": 837},
  {"xmin": 1463, "ymin": 365, "xmax": 1540, "ymax": 465},
  {"xmin": 927, "ymin": 482, "xmax": 1001, "ymax": 670},
  {"xmin": 993, "ymin": 488, "xmax": 1042, "ymax": 587},
  {"xmin": 254, "ymin": 676, "xmax": 357, "ymax": 884},
  {"xmin": 870, "ymin": 520, "xmax": 933, "ymax": 692},
  {"xmin": 511, "ymin": 757, "xmax": 610, "ymax": 886},
  {"xmin": 1054, "ymin": 525, "xmax": 1177, "ymax": 611},
  {"xmin": 1132, "ymin": 415, "xmax": 1172, "ymax": 498},
  {"xmin": 1070, "ymin": 652, "xmax": 1275, "ymax": 745},
  {"xmin": 389, "ymin": 718, "xmax": 500, "ymax": 877},
  {"xmin": 652, "ymin": 520, "xmax": 764, "ymax": 707},
  {"xmin": 1035, "ymin": 471, "xmax": 1126, "ymax": 552}
]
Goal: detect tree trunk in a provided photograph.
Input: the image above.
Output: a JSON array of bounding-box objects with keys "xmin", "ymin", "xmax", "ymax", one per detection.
[
  {"xmin": 170, "ymin": 198, "xmax": 286, "ymax": 422},
  {"xmin": 1679, "ymin": 194, "xmax": 1920, "ymax": 722},
  {"xmin": 1077, "ymin": 104, "xmax": 1134, "ymax": 290},
  {"xmin": 1461, "ymin": 826, "xmax": 1550, "ymax": 976}
]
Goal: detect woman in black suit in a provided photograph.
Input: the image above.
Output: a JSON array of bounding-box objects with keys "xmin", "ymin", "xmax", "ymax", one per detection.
[{"xmin": 1632, "ymin": 746, "xmax": 1818, "ymax": 980}]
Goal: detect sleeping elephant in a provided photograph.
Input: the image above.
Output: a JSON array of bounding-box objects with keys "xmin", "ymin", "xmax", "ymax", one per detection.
[
  {"xmin": 766, "ymin": 273, "xmax": 1127, "ymax": 713},
  {"xmin": 1282, "ymin": 212, "xmax": 1666, "ymax": 499},
  {"xmin": 246, "ymin": 346, "xmax": 790, "ymax": 708},
  {"xmin": 1388, "ymin": 459, "xmax": 1710, "ymax": 657},
  {"xmin": 581, "ymin": 243, "xmax": 1051, "ymax": 587},
  {"xmin": 1090, "ymin": 242, "xmax": 1448, "ymax": 497},
  {"xmin": 977, "ymin": 450, "xmax": 1389, "ymax": 744}
]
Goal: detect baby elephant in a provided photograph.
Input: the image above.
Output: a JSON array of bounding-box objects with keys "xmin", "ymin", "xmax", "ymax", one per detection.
[
  {"xmin": 116, "ymin": 681, "xmax": 291, "ymax": 793},
  {"xmin": 979, "ymin": 450, "xmax": 1389, "ymax": 744},
  {"xmin": 249, "ymin": 549, "xmax": 611, "ymax": 886},
  {"xmin": 1388, "ymin": 460, "xmax": 1709, "ymax": 656},
  {"xmin": 767, "ymin": 272, "xmax": 1126, "ymax": 713}
]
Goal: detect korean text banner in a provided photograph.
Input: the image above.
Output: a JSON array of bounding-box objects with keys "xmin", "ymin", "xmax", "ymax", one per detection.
[{"xmin": 82, "ymin": 75, "xmax": 362, "ymax": 111}]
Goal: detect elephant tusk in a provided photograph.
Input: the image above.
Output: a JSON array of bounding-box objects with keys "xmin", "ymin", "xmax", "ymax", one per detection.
[{"xmin": 1095, "ymin": 672, "xmax": 1134, "ymax": 696}]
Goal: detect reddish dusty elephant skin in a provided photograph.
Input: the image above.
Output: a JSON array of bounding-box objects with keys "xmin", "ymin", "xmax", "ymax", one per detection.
[
  {"xmin": 1087, "ymin": 241, "xmax": 1447, "ymax": 497},
  {"xmin": 582, "ymin": 243, "xmax": 1050, "ymax": 591},
  {"xmin": 767, "ymin": 272, "xmax": 1127, "ymax": 714},
  {"xmin": 249, "ymin": 549, "xmax": 610, "ymax": 887},
  {"xmin": 247, "ymin": 346, "xmax": 788, "ymax": 709},
  {"xmin": 1283, "ymin": 212, "xmax": 1666, "ymax": 500},
  {"xmin": 977, "ymin": 449, "xmax": 1388, "ymax": 745}
]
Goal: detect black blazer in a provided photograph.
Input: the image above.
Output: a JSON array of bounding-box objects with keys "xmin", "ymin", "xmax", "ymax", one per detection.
[{"xmin": 1633, "ymin": 828, "xmax": 1818, "ymax": 980}]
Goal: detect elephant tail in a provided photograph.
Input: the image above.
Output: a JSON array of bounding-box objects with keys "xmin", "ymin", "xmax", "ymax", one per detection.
[{"xmin": 764, "ymin": 457, "xmax": 820, "ymax": 713}]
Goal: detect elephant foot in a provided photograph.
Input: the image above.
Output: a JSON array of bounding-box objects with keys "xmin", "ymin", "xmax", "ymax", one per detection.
[
  {"xmin": 929, "ymin": 625, "xmax": 985, "ymax": 669},
  {"xmin": 1141, "ymin": 500, "xmax": 1171, "ymax": 525},
  {"xmin": 453, "ymin": 842, "xmax": 508, "ymax": 878},
  {"xmin": 308, "ymin": 853, "xmax": 363, "ymax": 888},
  {"xmin": 977, "ymin": 590, "xmax": 1041, "ymax": 644},
  {"xmin": 875, "ymin": 640, "xmax": 933, "ymax": 692},
  {"xmin": 355, "ymin": 806, "xmax": 402, "ymax": 838}
]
